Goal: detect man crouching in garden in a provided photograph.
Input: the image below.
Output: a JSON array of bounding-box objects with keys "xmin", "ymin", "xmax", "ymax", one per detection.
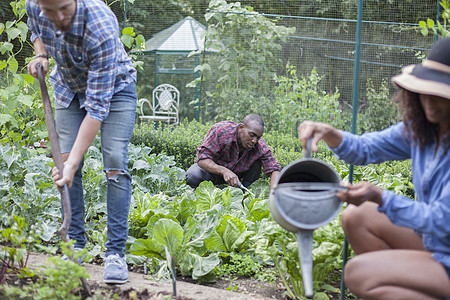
[
  {"xmin": 186, "ymin": 114, "xmax": 281, "ymax": 190},
  {"xmin": 26, "ymin": 0, "xmax": 137, "ymax": 284}
]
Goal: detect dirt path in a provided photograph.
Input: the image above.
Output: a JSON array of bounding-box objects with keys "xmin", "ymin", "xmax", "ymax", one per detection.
[{"xmin": 26, "ymin": 252, "xmax": 276, "ymax": 300}]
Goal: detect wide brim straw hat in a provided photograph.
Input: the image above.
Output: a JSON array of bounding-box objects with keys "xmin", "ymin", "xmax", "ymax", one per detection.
[{"xmin": 392, "ymin": 37, "xmax": 450, "ymax": 100}]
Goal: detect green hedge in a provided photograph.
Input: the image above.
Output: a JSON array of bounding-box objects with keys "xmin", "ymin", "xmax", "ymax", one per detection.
[{"xmin": 131, "ymin": 120, "xmax": 210, "ymax": 171}]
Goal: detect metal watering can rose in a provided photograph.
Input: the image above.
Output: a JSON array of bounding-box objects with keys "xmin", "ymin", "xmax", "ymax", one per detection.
[{"xmin": 269, "ymin": 139, "xmax": 344, "ymax": 298}]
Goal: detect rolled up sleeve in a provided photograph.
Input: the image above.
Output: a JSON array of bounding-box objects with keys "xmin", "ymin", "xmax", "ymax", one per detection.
[{"xmin": 259, "ymin": 140, "xmax": 281, "ymax": 174}]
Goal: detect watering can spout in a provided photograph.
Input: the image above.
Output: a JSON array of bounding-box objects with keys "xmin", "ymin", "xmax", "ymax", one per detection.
[
  {"xmin": 269, "ymin": 140, "xmax": 343, "ymax": 299},
  {"xmin": 296, "ymin": 229, "xmax": 314, "ymax": 298}
]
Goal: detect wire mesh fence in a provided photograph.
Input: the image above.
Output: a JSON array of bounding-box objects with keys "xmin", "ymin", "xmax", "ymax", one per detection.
[
  {"xmin": 1, "ymin": 0, "xmax": 441, "ymax": 133},
  {"xmin": 125, "ymin": 0, "xmax": 439, "ymax": 133}
]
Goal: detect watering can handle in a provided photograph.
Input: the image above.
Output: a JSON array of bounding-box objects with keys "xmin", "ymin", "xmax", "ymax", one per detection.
[{"xmin": 303, "ymin": 137, "xmax": 312, "ymax": 158}]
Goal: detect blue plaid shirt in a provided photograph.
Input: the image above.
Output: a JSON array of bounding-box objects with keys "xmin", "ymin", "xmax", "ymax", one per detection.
[{"xmin": 26, "ymin": 0, "xmax": 137, "ymax": 121}]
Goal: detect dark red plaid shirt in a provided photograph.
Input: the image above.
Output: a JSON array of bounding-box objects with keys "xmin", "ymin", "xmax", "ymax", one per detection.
[{"xmin": 195, "ymin": 121, "xmax": 281, "ymax": 175}]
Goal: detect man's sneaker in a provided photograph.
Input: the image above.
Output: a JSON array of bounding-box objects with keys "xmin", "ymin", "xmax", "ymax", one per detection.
[
  {"xmin": 103, "ymin": 254, "xmax": 128, "ymax": 284},
  {"xmin": 61, "ymin": 247, "xmax": 84, "ymax": 265}
]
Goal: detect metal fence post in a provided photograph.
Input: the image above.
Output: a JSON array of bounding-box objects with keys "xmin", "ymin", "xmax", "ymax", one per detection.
[{"xmin": 340, "ymin": 0, "xmax": 363, "ymax": 299}]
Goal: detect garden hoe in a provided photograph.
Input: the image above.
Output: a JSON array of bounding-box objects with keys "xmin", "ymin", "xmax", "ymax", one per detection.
[
  {"xmin": 36, "ymin": 63, "xmax": 92, "ymax": 296},
  {"xmin": 237, "ymin": 182, "xmax": 255, "ymax": 198}
]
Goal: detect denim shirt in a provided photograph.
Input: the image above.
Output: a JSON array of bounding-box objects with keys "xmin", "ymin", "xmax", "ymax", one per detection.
[
  {"xmin": 332, "ymin": 122, "xmax": 450, "ymax": 269},
  {"xmin": 26, "ymin": 0, "xmax": 137, "ymax": 121}
]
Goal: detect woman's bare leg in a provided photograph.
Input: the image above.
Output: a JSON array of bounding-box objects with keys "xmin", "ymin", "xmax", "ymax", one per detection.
[
  {"xmin": 344, "ymin": 250, "xmax": 450, "ymax": 300},
  {"xmin": 341, "ymin": 202, "xmax": 424, "ymax": 254},
  {"xmin": 341, "ymin": 202, "xmax": 450, "ymax": 299}
]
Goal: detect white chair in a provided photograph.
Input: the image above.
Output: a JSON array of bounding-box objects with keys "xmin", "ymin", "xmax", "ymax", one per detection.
[{"xmin": 139, "ymin": 84, "xmax": 180, "ymax": 126}]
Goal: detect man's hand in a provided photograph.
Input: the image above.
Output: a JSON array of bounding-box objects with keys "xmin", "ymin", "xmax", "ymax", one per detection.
[
  {"xmin": 51, "ymin": 115, "xmax": 101, "ymax": 189},
  {"xmin": 197, "ymin": 159, "xmax": 240, "ymax": 187},
  {"xmin": 28, "ymin": 56, "xmax": 49, "ymax": 78},
  {"xmin": 222, "ymin": 169, "xmax": 240, "ymax": 187},
  {"xmin": 52, "ymin": 159, "xmax": 77, "ymax": 188},
  {"xmin": 28, "ymin": 38, "xmax": 49, "ymax": 78}
]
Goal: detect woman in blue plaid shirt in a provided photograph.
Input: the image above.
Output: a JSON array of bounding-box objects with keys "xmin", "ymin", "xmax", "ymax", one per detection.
[{"xmin": 27, "ymin": 0, "xmax": 136, "ymax": 284}]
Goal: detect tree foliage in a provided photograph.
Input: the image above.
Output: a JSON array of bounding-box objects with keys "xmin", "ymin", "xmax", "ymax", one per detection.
[
  {"xmin": 419, "ymin": 0, "xmax": 450, "ymax": 37},
  {"xmin": 190, "ymin": 0, "xmax": 295, "ymax": 122},
  {"xmin": 0, "ymin": 0, "xmax": 47, "ymax": 146}
]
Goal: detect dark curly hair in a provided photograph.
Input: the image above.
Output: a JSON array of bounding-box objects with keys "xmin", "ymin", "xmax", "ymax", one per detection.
[{"xmin": 394, "ymin": 87, "xmax": 450, "ymax": 152}]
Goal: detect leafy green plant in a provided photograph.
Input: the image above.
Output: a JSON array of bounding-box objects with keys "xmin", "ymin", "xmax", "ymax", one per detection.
[
  {"xmin": 0, "ymin": 215, "xmax": 36, "ymax": 283},
  {"xmin": 312, "ymin": 217, "xmax": 346, "ymax": 285},
  {"xmin": 121, "ymin": 27, "xmax": 146, "ymax": 50},
  {"xmin": 0, "ymin": 144, "xmax": 60, "ymax": 242},
  {"xmin": 130, "ymin": 215, "xmax": 220, "ymax": 281},
  {"xmin": 190, "ymin": 0, "xmax": 295, "ymax": 122},
  {"xmin": 0, "ymin": 240, "xmax": 90, "ymax": 300},
  {"xmin": 0, "ymin": 0, "xmax": 27, "ymax": 76},
  {"xmin": 129, "ymin": 181, "xmax": 268, "ymax": 281},
  {"xmin": 264, "ymin": 222, "xmax": 306, "ymax": 299},
  {"xmin": 359, "ymin": 79, "xmax": 400, "ymax": 133},
  {"xmin": 128, "ymin": 143, "xmax": 189, "ymax": 195},
  {"xmin": 419, "ymin": 0, "xmax": 450, "ymax": 37},
  {"xmin": 266, "ymin": 215, "xmax": 346, "ymax": 299},
  {"xmin": 130, "ymin": 189, "xmax": 218, "ymax": 280},
  {"xmin": 72, "ymin": 140, "xmax": 190, "ymax": 260},
  {"xmin": 0, "ymin": 0, "xmax": 47, "ymax": 146},
  {"xmin": 0, "ymin": 137, "xmax": 193, "ymax": 265},
  {"xmin": 216, "ymin": 252, "xmax": 262, "ymax": 277},
  {"xmin": 271, "ymin": 65, "xmax": 344, "ymax": 135},
  {"xmin": 351, "ymin": 164, "xmax": 414, "ymax": 198},
  {"xmin": 121, "ymin": 26, "xmax": 146, "ymax": 71}
]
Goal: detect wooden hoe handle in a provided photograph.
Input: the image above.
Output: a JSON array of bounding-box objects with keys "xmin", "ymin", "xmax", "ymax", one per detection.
[{"xmin": 36, "ymin": 62, "xmax": 91, "ymax": 296}]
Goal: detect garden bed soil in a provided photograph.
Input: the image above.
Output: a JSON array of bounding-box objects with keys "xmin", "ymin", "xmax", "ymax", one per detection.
[
  {"xmin": 3, "ymin": 252, "xmax": 348, "ymax": 299},
  {"xmin": 20, "ymin": 252, "xmax": 282, "ymax": 299}
]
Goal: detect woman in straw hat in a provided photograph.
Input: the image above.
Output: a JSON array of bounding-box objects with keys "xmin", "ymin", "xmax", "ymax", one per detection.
[{"xmin": 298, "ymin": 37, "xmax": 450, "ymax": 299}]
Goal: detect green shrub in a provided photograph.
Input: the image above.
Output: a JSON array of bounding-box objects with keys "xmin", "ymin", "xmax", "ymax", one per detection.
[
  {"xmin": 270, "ymin": 65, "xmax": 345, "ymax": 135},
  {"xmin": 131, "ymin": 120, "xmax": 210, "ymax": 170},
  {"xmin": 263, "ymin": 130, "xmax": 303, "ymax": 153},
  {"xmin": 358, "ymin": 79, "xmax": 401, "ymax": 133}
]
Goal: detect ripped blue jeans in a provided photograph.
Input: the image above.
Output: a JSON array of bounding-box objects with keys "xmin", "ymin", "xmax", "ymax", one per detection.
[{"xmin": 55, "ymin": 83, "xmax": 137, "ymax": 257}]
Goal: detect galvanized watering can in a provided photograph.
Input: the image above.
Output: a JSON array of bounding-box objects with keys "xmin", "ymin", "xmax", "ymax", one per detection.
[{"xmin": 269, "ymin": 140, "xmax": 344, "ymax": 298}]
